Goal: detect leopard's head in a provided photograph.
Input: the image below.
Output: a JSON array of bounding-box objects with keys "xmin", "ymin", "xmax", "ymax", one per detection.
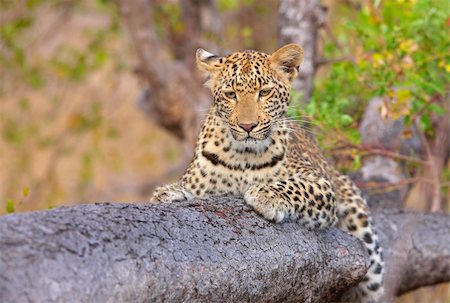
[{"xmin": 196, "ymin": 44, "xmax": 303, "ymax": 143}]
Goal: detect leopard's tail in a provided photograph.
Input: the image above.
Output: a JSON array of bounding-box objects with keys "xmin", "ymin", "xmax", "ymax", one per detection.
[{"xmin": 334, "ymin": 176, "xmax": 384, "ymax": 303}]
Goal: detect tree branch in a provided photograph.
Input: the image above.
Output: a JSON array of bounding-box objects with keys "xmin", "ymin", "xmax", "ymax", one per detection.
[
  {"xmin": 0, "ymin": 198, "xmax": 448, "ymax": 302},
  {"xmin": 0, "ymin": 198, "xmax": 367, "ymax": 303},
  {"xmin": 117, "ymin": 0, "xmax": 209, "ymax": 147},
  {"xmin": 375, "ymin": 209, "xmax": 450, "ymax": 297}
]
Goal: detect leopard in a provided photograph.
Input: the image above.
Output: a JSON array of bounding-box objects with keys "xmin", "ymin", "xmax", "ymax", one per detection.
[{"xmin": 151, "ymin": 44, "xmax": 384, "ymax": 303}]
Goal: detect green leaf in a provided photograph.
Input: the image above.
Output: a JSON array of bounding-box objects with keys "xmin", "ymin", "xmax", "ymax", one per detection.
[
  {"xmin": 19, "ymin": 98, "xmax": 29, "ymax": 111},
  {"xmin": 352, "ymin": 154, "xmax": 362, "ymax": 170},
  {"xmin": 22, "ymin": 186, "xmax": 30, "ymax": 197},
  {"xmin": 26, "ymin": 68, "xmax": 44, "ymax": 88},
  {"xmin": 429, "ymin": 103, "xmax": 445, "ymax": 116},
  {"xmin": 340, "ymin": 114, "xmax": 353, "ymax": 126},
  {"xmin": 420, "ymin": 114, "xmax": 432, "ymax": 131},
  {"xmin": 6, "ymin": 199, "xmax": 15, "ymax": 213}
]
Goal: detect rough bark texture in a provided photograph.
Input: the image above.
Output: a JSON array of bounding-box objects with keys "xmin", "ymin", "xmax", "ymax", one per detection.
[
  {"xmin": 374, "ymin": 210, "xmax": 450, "ymax": 299},
  {"xmin": 1, "ymin": 197, "xmax": 449, "ymax": 303},
  {"xmin": 278, "ymin": 0, "xmax": 326, "ymax": 103},
  {"xmin": 0, "ymin": 197, "xmax": 368, "ymax": 303}
]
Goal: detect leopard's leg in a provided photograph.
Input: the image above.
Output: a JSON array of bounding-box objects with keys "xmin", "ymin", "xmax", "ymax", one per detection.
[
  {"xmin": 150, "ymin": 182, "xmax": 194, "ymax": 204},
  {"xmin": 334, "ymin": 175, "xmax": 384, "ymax": 303},
  {"xmin": 244, "ymin": 175, "xmax": 338, "ymax": 229}
]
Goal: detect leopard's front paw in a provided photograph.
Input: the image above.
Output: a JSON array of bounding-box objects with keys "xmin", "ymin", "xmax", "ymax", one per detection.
[
  {"xmin": 150, "ymin": 184, "xmax": 193, "ymax": 204},
  {"xmin": 244, "ymin": 185, "xmax": 288, "ymax": 223}
]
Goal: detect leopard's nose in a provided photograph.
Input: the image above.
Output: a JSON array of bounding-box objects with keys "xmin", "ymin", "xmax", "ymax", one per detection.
[{"xmin": 238, "ymin": 122, "xmax": 258, "ymax": 133}]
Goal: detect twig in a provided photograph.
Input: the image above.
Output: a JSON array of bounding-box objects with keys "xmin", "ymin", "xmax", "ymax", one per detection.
[
  {"xmin": 330, "ymin": 143, "xmax": 426, "ymax": 165},
  {"xmin": 323, "ymin": 22, "xmax": 347, "ymax": 55},
  {"xmin": 413, "ymin": 120, "xmax": 441, "ymax": 212},
  {"xmin": 359, "ymin": 148, "xmax": 425, "ymax": 164},
  {"xmin": 340, "ymin": 0, "xmax": 362, "ymax": 10},
  {"xmin": 28, "ymin": 1, "xmax": 74, "ymax": 48},
  {"xmin": 356, "ymin": 177, "xmax": 434, "ymax": 194},
  {"xmin": 408, "ymin": 94, "xmax": 441, "ymax": 123},
  {"xmin": 315, "ymin": 57, "xmax": 353, "ymax": 67}
]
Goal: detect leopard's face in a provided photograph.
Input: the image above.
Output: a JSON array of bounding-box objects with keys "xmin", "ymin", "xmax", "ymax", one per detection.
[
  {"xmin": 211, "ymin": 52, "xmax": 291, "ymax": 142},
  {"xmin": 197, "ymin": 45, "xmax": 303, "ymax": 144}
]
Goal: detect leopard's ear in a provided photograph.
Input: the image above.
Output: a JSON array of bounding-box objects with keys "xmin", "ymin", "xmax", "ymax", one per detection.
[
  {"xmin": 269, "ymin": 44, "xmax": 303, "ymax": 82},
  {"xmin": 196, "ymin": 48, "xmax": 223, "ymax": 73}
]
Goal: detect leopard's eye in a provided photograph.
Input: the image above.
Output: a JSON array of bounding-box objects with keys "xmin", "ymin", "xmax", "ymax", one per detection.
[
  {"xmin": 224, "ymin": 91, "xmax": 236, "ymax": 99},
  {"xmin": 259, "ymin": 88, "xmax": 272, "ymax": 98}
]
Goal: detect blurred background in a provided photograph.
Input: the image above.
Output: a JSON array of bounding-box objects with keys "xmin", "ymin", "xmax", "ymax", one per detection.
[{"xmin": 0, "ymin": 0, "xmax": 448, "ymax": 301}]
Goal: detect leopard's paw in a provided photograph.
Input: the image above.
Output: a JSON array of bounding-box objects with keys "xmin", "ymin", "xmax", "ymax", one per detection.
[
  {"xmin": 150, "ymin": 184, "xmax": 193, "ymax": 204},
  {"xmin": 244, "ymin": 185, "xmax": 288, "ymax": 223}
]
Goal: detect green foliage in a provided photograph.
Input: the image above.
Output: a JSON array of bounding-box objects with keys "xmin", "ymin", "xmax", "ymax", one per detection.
[
  {"xmin": 302, "ymin": 0, "xmax": 449, "ymax": 166},
  {"xmin": 4, "ymin": 185, "xmax": 30, "ymax": 213}
]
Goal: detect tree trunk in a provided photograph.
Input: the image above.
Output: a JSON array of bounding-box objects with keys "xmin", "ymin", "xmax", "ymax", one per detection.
[
  {"xmin": 278, "ymin": 0, "xmax": 326, "ymax": 103},
  {"xmin": 1, "ymin": 197, "xmax": 449, "ymax": 303},
  {"xmin": 416, "ymin": 96, "xmax": 450, "ymax": 212}
]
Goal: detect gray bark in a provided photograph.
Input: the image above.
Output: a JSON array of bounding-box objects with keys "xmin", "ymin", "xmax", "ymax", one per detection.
[
  {"xmin": 374, "ymin": 210, "xmax": 450, "ymax": 298},
  {"xmin": 358, "ymin": 97, "xmax": 424, "ymax": 209},
  {"xmin": 278, "ymin": 0, "xmax": 326, "ymax": 103},
  {"xmin": 0, "ymin": 197, "xmax": 368, "ymax": 303},
  {"xmin": 0, "ymin": 197, "xmax": 449, "ymax": 303}
]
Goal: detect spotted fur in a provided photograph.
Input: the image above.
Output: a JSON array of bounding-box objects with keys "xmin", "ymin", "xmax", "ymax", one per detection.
[{"xmin": 151, "ymin": 44, "xmax": 384, "ymax": 302}]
